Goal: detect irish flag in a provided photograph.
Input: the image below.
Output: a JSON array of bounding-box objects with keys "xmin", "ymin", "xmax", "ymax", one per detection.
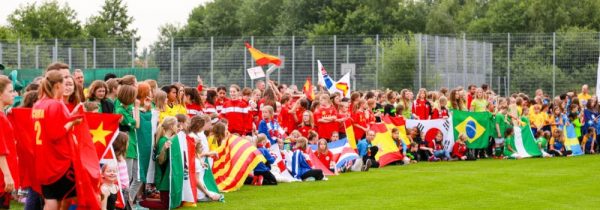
[{"xmin": 245, "ymin": 43, "xmax": 281, "ymax": 66}]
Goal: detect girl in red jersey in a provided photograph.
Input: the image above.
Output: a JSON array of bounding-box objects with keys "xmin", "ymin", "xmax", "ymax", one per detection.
[
  {"xmin": 32, "ymin": 71, "xmax": 83, "ymax": 210},
  {"xmin": 314, "ymin": 94, "xmax": 338, "ymax": 140},
  {"xmin": 184, "ymin": 87, "xmax": 204, "ymax": 117},
  {"xmin": 204, "ymin": 89, "xmax": 218, "ymax": 115},
  {"xmin": 412, "ymin": 88, "xmax": 432, "ymax": 120},
  {"xmin": 221, "ymin": 85, "xmax": 251, "ymax": 136},
  {"xmin": 0, "ymin": 75, "xmax": 19, "ymax": 209},
  {"xmin": 297, "ymin": 110, "xmax": 314, "ymax": 138},
  {"xmin": 313, "ymin": 139, "xmax": 335, "ymax": 172},
  {"xmin": 352, "ymin": 99, "xmax": 369, "ymax": 141}
]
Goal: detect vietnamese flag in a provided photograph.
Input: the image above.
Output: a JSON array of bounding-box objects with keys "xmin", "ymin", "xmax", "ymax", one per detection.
[
  {"xmin": 303, "ymin": 77, "xmax": 315, "ymax": 101},
  {"xmin": 86, "ymin": 113, "xmax": 121, "ymax": 159},
  {"xmin": 70, "ymin": 108, "xmax": 102, "ymax": 209},
  {"xmin": 245, "ymin": 42, "xmax": 281, "ymax": 66},
  {"xmin": 370, "ymin": 123, "xmax": 404, "ymax": 167}
]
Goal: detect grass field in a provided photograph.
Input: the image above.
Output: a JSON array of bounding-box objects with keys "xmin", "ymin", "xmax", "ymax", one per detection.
[{"xmin": 14, "ymin": 155, "xmax": 600, "ymax": 209}]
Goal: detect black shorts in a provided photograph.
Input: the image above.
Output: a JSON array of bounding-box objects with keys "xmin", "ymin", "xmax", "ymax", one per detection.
[{"xmin": 42, "ymin": 168, "xmax": 76, "ymax": 200}]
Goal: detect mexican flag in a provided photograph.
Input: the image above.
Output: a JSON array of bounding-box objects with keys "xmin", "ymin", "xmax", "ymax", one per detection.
[
  {"xmin": 452, "ymin": 110, "xmax": 492, "ymax": 149},
  {"xmin": 506, "ymin": 120, "xmax": 542, "ymax": 158}
]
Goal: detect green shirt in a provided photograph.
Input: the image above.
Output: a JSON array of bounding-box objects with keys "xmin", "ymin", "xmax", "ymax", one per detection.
[
  {"xmin": 495, "ymin": 113, "xmax": 511, "ymax": 138},
  {"xmin": 471, "ymin": 99, "xmax": 488, "ymax": 112},
  {"xmin": 573, "ymin": 118, "xmax": 582, "ymax": 138},
  {"xmin": 115, "ymin": 99, "xmax": 138, "ymax": 159},
  {"xmin": 401, "ymin": 101, "xmax": 412, "ymax": 119},
  {"xmin": 536, "ymin": 137, "xmax": 548, "ymax": 151},
  {"xmin": 504, "ymin": 134, "xmax": 515, "ymax": 156}
]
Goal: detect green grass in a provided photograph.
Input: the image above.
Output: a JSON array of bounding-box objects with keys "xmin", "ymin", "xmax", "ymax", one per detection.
[{"xmin": 14, "ymin": 155, "xmax": 600, "ymax": 209}]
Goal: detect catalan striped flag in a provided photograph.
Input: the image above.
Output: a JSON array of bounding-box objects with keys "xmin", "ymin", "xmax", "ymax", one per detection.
[
  {"xmin": 245, "ymin": 43, "xmax": 281, "ymax": 66},
  {"xmin": 370, "ymin": 123, "xmax": 404, "ymax": 167},
  {"xmin": 212, "ymin": 135, "xmax": 266, "ymax": 192}
]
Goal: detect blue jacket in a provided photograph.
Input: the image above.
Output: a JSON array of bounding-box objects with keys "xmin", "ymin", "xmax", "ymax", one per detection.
[
  {"xmin": 357, "ymin": 139, "xmax": 371, "ymax": 157},
  {"xmin": 258, "ymin": 119, "xmax": 281, "ymax": 145},
  {"xmin": 290, "ymin": 150, "xmax": 312, "ymax": 179},
  {"xmin": 254, "ymin": 147, "xmax": 275, "ymax": 172}
]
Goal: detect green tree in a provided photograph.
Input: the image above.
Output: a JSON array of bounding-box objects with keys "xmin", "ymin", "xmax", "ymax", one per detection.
[
  {"xmin": 7, "ymin": 0, "xmax": 83, "ymax": 39},
  {"xmin": 237, "ymin": 0, "xmax": 283, "ymax": 36},
  {"xmin": 378, "ymin": 36, "xmax": 416, "ymax": 90},
  {"xmin": 85, "ymin": 0, "xmax": 138, "ymax": 40}
]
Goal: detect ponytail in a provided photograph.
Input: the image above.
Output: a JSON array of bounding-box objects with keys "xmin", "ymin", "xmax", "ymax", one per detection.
[{"xmin": 38, "ymin": 71, "xmax": 63, "ymax": 99}]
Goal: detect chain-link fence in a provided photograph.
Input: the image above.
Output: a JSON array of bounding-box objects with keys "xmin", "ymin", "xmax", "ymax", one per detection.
[{"xmin": 1, "ymin": 33, "xmax": 599, "ymax": 96}]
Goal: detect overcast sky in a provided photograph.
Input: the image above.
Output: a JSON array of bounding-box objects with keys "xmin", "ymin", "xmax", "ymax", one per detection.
[{"xmin": 0, "ymin": 0, "xmax": 211, "ymax": 49}]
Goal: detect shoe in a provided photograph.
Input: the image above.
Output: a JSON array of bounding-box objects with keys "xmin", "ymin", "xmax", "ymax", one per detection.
[
  {"xmin": 252, "ymin": 175, "xmax": 263, "ymax": 186},
  {"xmin": 303, "ymin": 177, "xmax": 316, "ymax": 182},
  {"xmin": 362, "ymin": 159, "xmax": 372, "ymax": 171}
]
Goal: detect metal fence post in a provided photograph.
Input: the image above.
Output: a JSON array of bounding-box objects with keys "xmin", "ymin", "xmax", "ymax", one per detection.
[
  {"xmin": 83, "ymin": 48, "xmax": 87, "ymax": 69},
  {"xmin": 376, "ymin": 34, "xmax": 379, "ymax": 89},
  {"xmin": 170, "ymin": 38, "xmax": 174, "ymax": 84},
  {"xmin": 54, "ymin": 39, "xmax": 58, "ymax": 63},
  {"xmin": 445, "ymin": 37, "xmax": 449, "ymax": 88},
  {"xmin": 131, "ymin": 38, "xmax": 135, "ymax": 68},
  {"xmin": 292, "ymin": 35, "xmax": 296, "ymax": 85},
  {"xmin": 17, "ymin": 39, "xmax": 21, "ymax": 69},
  {"xmin": 507, "ymin": 33, "xmax": 511, "ymax": 97},
  {"xmin": 93, "ymin": 38, "xmax": 96, "ymax": 68},
  {"xmin": 243, "ymin": 43, "xmax": 247, "ymax": 88},
  {"xmin": 418, "ymin": 34, "xmax": 422, "ymax": 90},
  {"xmin": 113, "ymin": 48, "xmax": 116, "ymax": 69},
  {"xmin": 210, "ymin": 36, "xmax": 214, "ymax": 87},
  {"xmin": 277, "ymin": 46, "xmax": 281, "ymax": 84},
  {"xmin": 311, "ymin": 45, "xmax": 315, "ymax": 84},
  {"xmin": 250, "ymin": 36, "xmax": 254, "ymax": 88},
  {"xmin": 68, "ymin": 48, "xmax": 72, "ymax": 68},
  {"xmin": 36, "ymin": 45, "xmax": 39, "ymax": 69},
  {"xmin": 178, "ymin": 47, "xmax": 181, "ymax": 83},
  {"xmin": 435, "ymin": 36, "xmax": 439, "ymax": 89},
  {"xmin": 462, "ymin": 33, "xmax": 467, "ymax": 87},
  {"xmin": 333, "ymin": 35, "xmax": 337, "ymax": 80},
  {"xmin": 0, "ymin": 43, "xmax": 3, "ymax": 65},
  {"xmin": 346, "ymin": 44, "xmax": 349, "ymax": 63},
  {"xmin": 552, "ymin": 32, "xmax": 556, "ymax": 97}
]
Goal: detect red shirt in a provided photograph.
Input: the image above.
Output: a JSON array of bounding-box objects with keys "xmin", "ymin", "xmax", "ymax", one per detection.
[
  {"xmin": 32, "ymin": 98, "xmax": 72, "ymax": 185},
  {"xmin": 215, "ymin": 97, "xmax": 229, "ymax": 114},
  {"xmin": 203, "ymin": 102, "xmax": 217, "ymax": 115},
  {"xmin": 298, "ymin": 125, "xmax": 312, "ymax": 138},
  {"xmin": 0, "ymin": 113, "xmax": 19, "ymax": 192},
  {"xmin": 221, "ymin": 98, "xmax": 251, "ymax": 135},
  {"xmin": 314, "ymin": 150, "xmax": 333, "ymax": 168},
  {"xmin": 186, "ymin": 103, "xmax": 203, "ymax": 117},
  {"xmin": 467, "ymin": 94, "xmax": 474, "ymax": 110},
  {"xmin": 314, "ymin": 105, "xmax": 338, "ymax": 140},
  {"xmin": 412, "ymin": 99, "xmax": 431, "ymax": 120},
  {"xmin": 279, "ymin": 104, "xmax": 296, "ymax": 134},
  {"xmin": 427, "ymin": 139, "xmax": 444, "ymax": 151},
  {"xmin": 452, "ymin": 142, "xmax": 467, "ymax": 158},
  {"xmin": 431, "ymin": 107, "xmax": 449, "ymax": 119},
  {"xmin": 337, "ymin": 112, "xmax": 350, "ymax": 134},
  {"xmin": 352, "ymin": 110, "xmax": 368, "ymax": 140}
]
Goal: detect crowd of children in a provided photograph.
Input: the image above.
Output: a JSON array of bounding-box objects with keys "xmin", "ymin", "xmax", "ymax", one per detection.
[{"xmin": 0, "ymin": 62, "xmax": 598, "ymax": 209}]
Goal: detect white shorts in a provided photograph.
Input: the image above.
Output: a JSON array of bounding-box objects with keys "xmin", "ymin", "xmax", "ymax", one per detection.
[{"xmin": 494, "ymin": 138, "xmax": 505, "ymax": 145}]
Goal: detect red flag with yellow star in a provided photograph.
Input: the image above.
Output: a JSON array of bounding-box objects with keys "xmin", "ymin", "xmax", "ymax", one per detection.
[{"xmin": 86, "ymin": 113, "xmax": 121, "ymax": 159}]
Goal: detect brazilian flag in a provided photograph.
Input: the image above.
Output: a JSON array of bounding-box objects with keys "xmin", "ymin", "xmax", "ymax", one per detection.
[{"xmin": 452, "ymin": 110, "xmax": 492, "ymax": 149}]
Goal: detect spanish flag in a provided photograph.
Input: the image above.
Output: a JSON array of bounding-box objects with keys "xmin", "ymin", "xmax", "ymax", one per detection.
[
  {"xmin": 344, "ymin": 119, "xmax": 357, "ymax": 149},
  {"xmin": 382, "ymin": 116, "xmax": 411, "ymax": 145},
  {"xmin": 370, "ymin": 123, "xmax": 404, "ymax": 167},
  {"xmin": 303, "ymin": 77, "xmax": 315, "ymax": 100},
  {"xmin": 245, "ymin": 42, "xmax": 281, "ymax": 66}
]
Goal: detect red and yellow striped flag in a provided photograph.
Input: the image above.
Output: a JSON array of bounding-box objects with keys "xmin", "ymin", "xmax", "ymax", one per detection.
[
  {"xmin": 344, "ymin": 119, "xmax": 357, "ymax": 149},
  {"xmin": 245, "ymin": 42, "xmax": 281, "ymax": 66},
  {"xmin": 382, "ymin": 116, "xmax": 411, "ymax": 145},
  {"xmin": 303, "ymin": 77, "xmax": 315, "ymax": 100},
  {"xmin": 212, "ymin": 135, "xmax": 266, "ymax": 192}
]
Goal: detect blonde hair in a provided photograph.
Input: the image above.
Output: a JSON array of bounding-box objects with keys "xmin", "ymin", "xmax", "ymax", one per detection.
[
  {"xmin": 316, "ymin": 139, "xmax": 328, "ymax": 154},
  {"xmin": 154, "ymin": 90, "xmax": 167, "ymax": 112},
  {"xmin": 256, "ymin": 133, "xmax": 267, "ymax": 146},
  {"xmin": 295, "ymin": 137, "xmax": 308, "ymax": 150},
  {"xmin": 155, "ymin": 116, "xmax": 177, "ymax": 147}
]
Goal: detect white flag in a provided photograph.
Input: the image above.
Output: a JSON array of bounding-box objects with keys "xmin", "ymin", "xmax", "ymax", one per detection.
[
  {"xmin": 596, "ymin": 57, "xmax": 600, "ymax": 97},
  {"xmin": 247, "ymin": 66, "xmax": 265, "ymax": 80}
]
